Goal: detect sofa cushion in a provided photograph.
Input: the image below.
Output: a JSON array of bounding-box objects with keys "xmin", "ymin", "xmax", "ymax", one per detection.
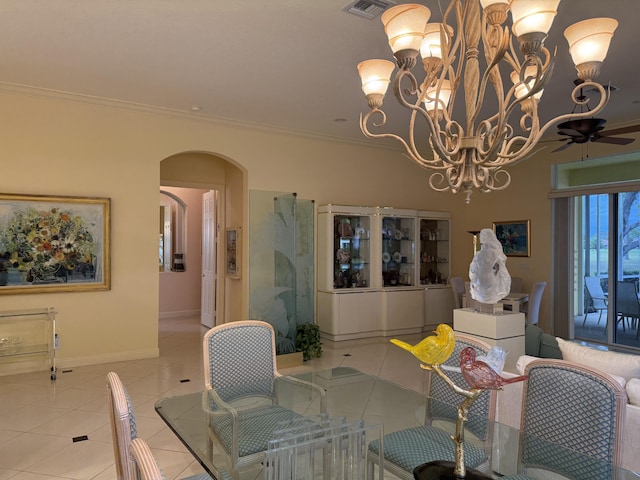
[
  {"xmin": 516, "ymin": 353, "xmax": 627, "ymax": 389},
  {"xmin": 626, "ymin": 378, "xmax": 640, "ymax": 406},
  {"xmin": 539, "ymin": 334, "xmax": 562, "ymax": 359},
  {"xmin": 556, "ymin": 337, "xmax": 640, "ymax": 382},
  {"xmin": 524, "ymin": 324, "xmax": 542, "ymax": 357}
]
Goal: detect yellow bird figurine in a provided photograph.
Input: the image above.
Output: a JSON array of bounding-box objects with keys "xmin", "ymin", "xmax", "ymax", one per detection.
[{"xmin": 391, "ymin": 324, "xmax": 456, "ymax": 366}]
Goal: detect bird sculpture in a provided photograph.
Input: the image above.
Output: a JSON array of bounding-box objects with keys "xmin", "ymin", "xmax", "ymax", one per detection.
[
  {"xmin": 391, "ymin": 324, "xmax": 456, "ymax": 366},
  {"xmin": 460, "ymin": 346, "xmax": 528, "ymax": 390}
]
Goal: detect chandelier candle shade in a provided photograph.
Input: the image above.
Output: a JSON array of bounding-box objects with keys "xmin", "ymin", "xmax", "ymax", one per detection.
[{"xmin": 357, "ymin": 1, "xmax": 618, "ymax": 203}]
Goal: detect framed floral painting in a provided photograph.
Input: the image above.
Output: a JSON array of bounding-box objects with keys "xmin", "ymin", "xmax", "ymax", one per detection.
[
  {"xmin": 0, "ymin": 193, "xmax": 110, "ymax": 294},
  {"xmin": 493, "ymin": 220, "xmax": 531, "ymax": 257}
]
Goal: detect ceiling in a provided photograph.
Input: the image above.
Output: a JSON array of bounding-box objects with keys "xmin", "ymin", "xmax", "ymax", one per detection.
[{"xmin": 2, "ymin": 0, "xmax": 640, "ymax": 147}]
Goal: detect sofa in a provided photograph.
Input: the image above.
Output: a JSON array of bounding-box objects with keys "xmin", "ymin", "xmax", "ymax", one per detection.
[{"xmin": 497, "ymin": 337, "xmax": 640, "ymax": 473}]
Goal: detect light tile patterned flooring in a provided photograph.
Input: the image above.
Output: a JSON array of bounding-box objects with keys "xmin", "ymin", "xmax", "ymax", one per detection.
[{"xmin": 0, "ymin": 316, "xmax": 428, "ymax": 480}]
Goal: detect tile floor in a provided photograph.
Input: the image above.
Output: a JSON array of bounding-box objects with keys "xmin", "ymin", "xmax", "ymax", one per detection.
[{"xmin": 0, "ymin": 316, "xmax": 428, "ymax": 480}]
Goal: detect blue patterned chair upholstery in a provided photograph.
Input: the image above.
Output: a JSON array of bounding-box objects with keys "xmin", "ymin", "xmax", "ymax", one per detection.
[
  {"xmin": 202, "ymin": 320, "xmax": 326, "ymax": 480},
  {"xmin": 367, "ymin": 333, "xmax": 497, "ymax": 480},
  {"xmin": 106, "ymin": 372, "xmax": 215, "ymax": 480},
  {"xmin": 501, "ymin": 359, "xmax": 627, "ymax": 480}
]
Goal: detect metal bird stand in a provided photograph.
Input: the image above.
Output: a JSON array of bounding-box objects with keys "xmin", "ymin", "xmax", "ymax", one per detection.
[{"xmin": 414, "ymin": 364, "xmax": 492, "ymax": 480}]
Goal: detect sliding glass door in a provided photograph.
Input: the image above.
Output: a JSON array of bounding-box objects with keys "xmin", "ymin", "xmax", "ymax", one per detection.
[{"xmin": 575, "ymin": 191, "xmax": 640, "ymax": 348}]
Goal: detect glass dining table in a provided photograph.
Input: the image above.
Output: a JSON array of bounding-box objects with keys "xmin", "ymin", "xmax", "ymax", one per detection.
[{"xmin": 154, "ymin": 367, "xmax": 638, "ymax": 480}]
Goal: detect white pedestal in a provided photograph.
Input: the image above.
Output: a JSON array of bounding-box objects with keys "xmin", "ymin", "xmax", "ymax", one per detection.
[{"xmin": 453, "ymin": 308, "xmax": 525, "ymax": 372}]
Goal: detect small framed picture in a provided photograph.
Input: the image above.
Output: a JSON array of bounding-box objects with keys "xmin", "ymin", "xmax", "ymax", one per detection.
[
  {"xmin": 493, "ymin": 220, "xmax": 531, "ymax": 257},
  {"xmin": 225, "ymin": 227, "xmax": 240, "ymax": 278}
]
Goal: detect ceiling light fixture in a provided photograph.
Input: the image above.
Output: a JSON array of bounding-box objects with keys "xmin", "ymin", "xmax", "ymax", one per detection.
[{"xmin": 357, "ymin": 1, "xmax": 618, "ymax": 203}]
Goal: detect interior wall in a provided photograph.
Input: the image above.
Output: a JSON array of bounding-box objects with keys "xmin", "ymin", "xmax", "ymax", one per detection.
[
  {"xmin": 158, "ymin": 186, "xmax": 209, "ymax": 317},
  {"xmin": 0, "ymin": 88, "xmax": 460, "ymax": 369},
  {"xmin": 3, "ymin": 86, "xmax": 635, "ymax": 368}
]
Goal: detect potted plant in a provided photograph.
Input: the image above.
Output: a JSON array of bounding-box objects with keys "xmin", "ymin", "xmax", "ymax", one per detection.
[{"xmin": 296, "ymin": 323, "xmax": 323, "ymax": 361}]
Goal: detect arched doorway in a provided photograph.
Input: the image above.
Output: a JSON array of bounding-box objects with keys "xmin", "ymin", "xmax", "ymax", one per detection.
[{"xmin": 159, "ymin": 151, "xmax": 246, "ymax": 327}]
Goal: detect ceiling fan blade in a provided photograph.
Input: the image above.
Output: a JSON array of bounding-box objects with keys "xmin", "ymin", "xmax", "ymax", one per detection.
[
  {"xmin": 558, "ymin": 129, "xmax": 582, "ymax": 137},
  {"xmin": 592, "ymin": 136, "xmax": 635, "ymax": 145},
  {"xmin": 598, "ymin": 124, "xmax": 640, "ymax": 137},
  {"xmin": 552, "ymin": 141, "xmax": 574, "ymax": 153}
]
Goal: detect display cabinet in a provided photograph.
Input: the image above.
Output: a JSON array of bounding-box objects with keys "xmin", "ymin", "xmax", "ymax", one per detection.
[
  {"xmin": 419, "ymin": 212, "xmax": 450, "ymax": 286},
  {"xmin": 380, "ymin": 210, "xmax": 416, "ymax": 287},
  {"xmin": 317, "ymin": 205, "xmax": 451, "ymax": 341},
  {"xmin": 317, "ymin": 205, "xmax": 375, "ymax": 292}
]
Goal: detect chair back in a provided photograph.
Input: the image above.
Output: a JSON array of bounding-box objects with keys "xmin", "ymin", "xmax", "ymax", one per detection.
[
  {"xmin": 518, "ymin": 359, "xmax": 627, "ymax": 480},
  {"xmin": 424, "ymin": 333, "xmax": 497, "ymax": 442},
  {"xmin": 203, "ymin": 320, "xmax": 278, "ymax": 402},
  {"xmin": 107, "ymin": 372, "xmax": 138, "ymax": 480},
  {"xmin": 585, "ymin": 276, "xmax": 608, "ymax": 309},
  {"xmin": 129, "ymin": 438, "xmax": 165, "ymax": 480},
  {"xmin": 450, "ymin": 277, "xmax": 465, "ymax": 308},
  {"xmin": 616, "ymin": 281, "xmax": 640, "ymax": 317},
  {"xmin": 526, "ymin": 281, "xmax": 546, "ymax": 325}
]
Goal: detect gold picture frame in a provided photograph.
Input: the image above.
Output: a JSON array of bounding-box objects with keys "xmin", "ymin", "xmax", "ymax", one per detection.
[
  {"xmin": 225, "ymin": 227, "xmax": 240, "ymax": 278},
  {"xmin": 0, "ymin": 193, "xmax": 111, "ymax": 294},
  {"xmin": 493, "ymin": 220, "xmax": 531, "ymax": 257}
]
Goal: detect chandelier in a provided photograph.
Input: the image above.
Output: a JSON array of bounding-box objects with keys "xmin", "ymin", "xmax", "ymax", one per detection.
[{"xmin": 357, "ymin": 1, "xmax": 618, "ymax": 203}]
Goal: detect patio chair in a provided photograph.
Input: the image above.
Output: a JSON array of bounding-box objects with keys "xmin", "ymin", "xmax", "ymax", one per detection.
[
  {"xmin": 616, "ymin": 280, "xmax": 640, "ymax": 337},
  {"xmin": 500, "ymin": 359, "xmax": 626, "ymax": 480},
  {"xmin": 583, "ymin": 276, "xmax": 608, "ymax": 326},
  {"xmin": 366, "ymin": 333, "xmax": 497, "ymax": 480},
  {"xmin": 203, "ymin": 320, "xmax": 327, "ymax": 480}
]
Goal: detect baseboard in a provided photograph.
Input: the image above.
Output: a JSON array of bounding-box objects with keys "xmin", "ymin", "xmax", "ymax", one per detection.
[
  {"xmin": 57, "ymin": 348, "xmax": 160, "ymax": 369},
  {"xmin": 0, "ymin": 347, "xmax": 160, "ymax": 377},
  {"xmin": 159, "ymin": 309, "xmax": 200, "ymax": 319}
]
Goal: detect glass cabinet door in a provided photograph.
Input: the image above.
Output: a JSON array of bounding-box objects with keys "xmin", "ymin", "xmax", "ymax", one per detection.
[
  {"xmin": 381, "ymin": 216, "xmax": 415, "ymax": 287},
  {"xmin": 333, "ymin": 215, "xmax": 370, "ymax": 289},
  {"xmin": 420, "ymin": 218, "xmax": 449, "ymax": 284}
]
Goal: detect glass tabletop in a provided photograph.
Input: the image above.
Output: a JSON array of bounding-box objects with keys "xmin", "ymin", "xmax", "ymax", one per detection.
[{"xmin": 154, "ymin": 367, "xmax": 638, "ymax": 480}]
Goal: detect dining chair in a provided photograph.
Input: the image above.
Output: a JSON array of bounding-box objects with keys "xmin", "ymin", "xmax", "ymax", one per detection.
[
  {"xmin": 450, "ymin": 276, "xmax": 465, "ymax": 309},
  {"xmin": 583, "ymin": 276, "xmax": 608, "ymax": 326},
  {"xmin": 106, "ymin": 372, "xmax": 214, "ymax": 480},
  {"xmin": 524, "ymin": 281, "xmax": 546, "ymax": 325},
  {"xmin": 366, "ymin": 333, "xmax": 497, "ymax": 480},
  {"xmin": 129, "ymin": 437, "xmax": 219, "ymax": 480},
  {"xmin": 500, "ymin": 359, "xmax": 627, "ymax": 480},
  {"xmin": 202, "ymin": 320, "xmax": 327, "ymax": 480},
  {"xmin": 616, "ymin": 280, "xmax": 640, "ymax": 337}
]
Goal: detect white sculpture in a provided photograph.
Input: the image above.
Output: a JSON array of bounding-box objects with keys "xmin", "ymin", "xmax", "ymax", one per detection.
[{"xmin": 469, "ymin": 228, "xmax": 511, "ymax": 304}]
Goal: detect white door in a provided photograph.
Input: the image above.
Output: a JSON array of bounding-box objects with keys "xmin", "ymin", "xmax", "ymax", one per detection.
[{"xmin": 201, "ymin": 190, "xmax": 218, "ymax": 328}]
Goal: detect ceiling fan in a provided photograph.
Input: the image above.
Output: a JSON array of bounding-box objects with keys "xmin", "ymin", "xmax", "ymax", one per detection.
[{"xmin": 552, "ymin": 118, "xmax": 640, "ymax": 152}]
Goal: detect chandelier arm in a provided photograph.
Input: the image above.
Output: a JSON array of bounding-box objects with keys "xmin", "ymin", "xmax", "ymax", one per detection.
[
  {"xmin": 360, "ymin": 111, "xmax": 441, "ymax": 168},
  {"xmin": 391, "ymin": 70, "xmax": 464, "ymax": 164},
  {"xmin": 510, "ymin": 81, "xmax": 610, "ymax": 161},
  {"xmin": 500, "ymin": 82, "xmax": 608, "ymax": 165}
]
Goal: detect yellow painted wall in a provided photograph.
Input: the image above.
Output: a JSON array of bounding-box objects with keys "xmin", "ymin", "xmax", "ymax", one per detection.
[{"xmin": 3, "ymin": 87, "xmax": 636, "ymax": 367}]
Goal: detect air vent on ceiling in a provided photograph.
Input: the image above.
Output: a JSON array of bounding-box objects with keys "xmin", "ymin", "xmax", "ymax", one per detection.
[{"xmin": 344, "ymin": 0, "xmax": 395, "ymax": 20}]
